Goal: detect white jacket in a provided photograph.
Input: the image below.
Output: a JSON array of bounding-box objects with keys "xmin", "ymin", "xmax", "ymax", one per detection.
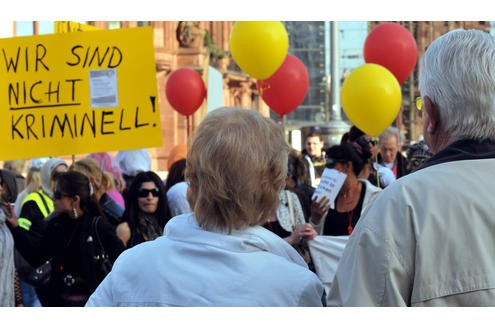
[
  {"xmin": 166, "ymin": 181, "xmax": 191, "ymax": 217},
  {"xmin": 86, "ymin": 213, "xmax": 324, "ymax": 306},
  {"xmin": 327, "ymin": 157, "xmax": 495, "ymax": 306}
]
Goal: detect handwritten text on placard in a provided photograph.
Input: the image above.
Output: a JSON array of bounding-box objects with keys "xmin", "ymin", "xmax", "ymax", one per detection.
[{"xmin": 0, "ymin": 26, "xmax": 161, "ymax": 160}]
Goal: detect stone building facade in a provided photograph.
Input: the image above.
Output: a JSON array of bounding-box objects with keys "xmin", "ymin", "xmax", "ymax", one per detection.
[{"xmin": 9, "ymin": 21, "xmax": 491, "ymax": 172}]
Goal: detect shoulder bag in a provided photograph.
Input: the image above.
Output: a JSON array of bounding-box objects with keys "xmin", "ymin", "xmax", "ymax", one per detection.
[
  {"xmin": 25, "ymin": 258, "xmax": 52, "ymax": 287},
  {"xmin": 91, "ymin": 216, "xmax": 113, "ymax": 283},
  {"xmin": 286, "ymin": 190, "xmax": 313, "ymax": 266}
]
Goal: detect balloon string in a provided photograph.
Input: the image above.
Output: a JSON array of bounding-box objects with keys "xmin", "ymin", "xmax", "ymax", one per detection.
[
  {"xmin": 374, "ymin": 150, "xmax": 380, "ymax": 189},
  {"xmin": 186, "ymin": 115, "xmax": 190, "ymax": 140}
]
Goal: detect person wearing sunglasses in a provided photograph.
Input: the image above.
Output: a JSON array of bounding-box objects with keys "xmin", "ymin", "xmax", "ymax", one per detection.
[
  {"xmin": 119, "ymin": 171, "xmax": 171, "ymax": 248},
  {"xmin": 70, "ymin": 158, "xmax": 125, "ymax": 225},
  {"xmin": 7, "ymin": 171, "xmax": 125, "ymax": 306},
  {"xmin": 86, "ymin": 107, "xmax": 324, "ymax": 306}
]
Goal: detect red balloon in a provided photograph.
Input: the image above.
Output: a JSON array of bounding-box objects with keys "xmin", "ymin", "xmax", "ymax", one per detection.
[
  {"xmin": 166, "ymin": 68, "xmax": 206, "ymax": 116},
  {"xmin": 259, "ymin": 54, "xmax": 309, "ymax": 116},
  {"xmin": 364, "ymin": 22, "xmax": 418, "ymax": 85}
]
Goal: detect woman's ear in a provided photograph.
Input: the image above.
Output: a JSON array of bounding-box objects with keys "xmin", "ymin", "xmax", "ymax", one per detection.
[
  {"xmin": 72, "ymin": 194, "xmax": 81, "ymax": 206},
  {"xmin": 345, "ymin": 161, "xmax": 354, "ymax": 174}
]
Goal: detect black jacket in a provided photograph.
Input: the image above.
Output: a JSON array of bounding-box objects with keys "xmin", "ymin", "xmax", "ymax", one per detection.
[
  {"xmin": 11, "ymin": 212, "xmax": 125, "ymax": 306},
  {"xmin": 99, "ymin": 193, "xmax": 125, "ymax": 226}
]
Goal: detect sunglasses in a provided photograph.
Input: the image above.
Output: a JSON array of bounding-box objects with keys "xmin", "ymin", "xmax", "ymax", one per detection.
[
  {"xmin": 137, "ymin": 188, "xmax": 160, "ymax": 198},
  {"xmin": 415, "ymin": 96, "xmax": 423, "ymax": 111},
  {"xmin": 53, "ymin": 190, "xmax": 70, "ymax": 200},
  {"xmin": 363, "ymin": 137, "xmax": 377, "ymax": 146}
]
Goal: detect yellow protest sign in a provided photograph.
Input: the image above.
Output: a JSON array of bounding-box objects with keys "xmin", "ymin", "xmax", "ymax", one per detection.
[
  {"xmin": 54, "ymin": 21, "xmax": 101, "ymax": 33},
  {"xmin": 0, "ymin": 26, "xmax": 162, "ymax": 161}
]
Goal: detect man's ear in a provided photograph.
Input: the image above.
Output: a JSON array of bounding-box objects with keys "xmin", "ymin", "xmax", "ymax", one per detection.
[{"xmin": 423, "ymin": 96, "xmax": 440, "ymax": 134}]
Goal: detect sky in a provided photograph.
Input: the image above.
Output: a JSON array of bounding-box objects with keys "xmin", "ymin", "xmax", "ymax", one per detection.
[
  {"xmin": 4, "ymin": 0, "xmax": 492, "ymax": 72},
  {"xmin": 2, "ymin": 0, "xmax": 493, "ymax": 22}
]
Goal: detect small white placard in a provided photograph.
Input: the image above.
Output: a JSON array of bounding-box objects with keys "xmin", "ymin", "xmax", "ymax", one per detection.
[
  {"xmin": 89, "ymin": 69, "xmax": 118, "ymax": 108},
  {"xmin": 312, "ymin": 168, "xmax": 347, "ymax": 209}
]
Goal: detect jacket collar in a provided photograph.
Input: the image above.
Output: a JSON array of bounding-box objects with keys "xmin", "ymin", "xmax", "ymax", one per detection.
[
  {"xmin": 165, "ymin": 213, "xmax": 308, "ymax": 268},
  {"xmin": 419, "ymin": 139, "xmax": 495, "ymax": 171}
]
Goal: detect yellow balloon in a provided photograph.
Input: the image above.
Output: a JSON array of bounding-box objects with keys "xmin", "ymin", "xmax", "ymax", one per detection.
[
  {"xmin": 341, "ymin": 64, "xmax": 402, "ymax": 137},
  {"xmin": 230, "ymin": 21, "xmax": 289, "ymax": 80}
]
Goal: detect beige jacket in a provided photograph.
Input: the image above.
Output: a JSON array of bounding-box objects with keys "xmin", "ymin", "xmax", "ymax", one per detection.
[{"xmin": 327, "ymin": 159, "xmax": 495, "ymax": 306}]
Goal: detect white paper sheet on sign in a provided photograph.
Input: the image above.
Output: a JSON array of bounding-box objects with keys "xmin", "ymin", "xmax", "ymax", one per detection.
[{"xmin": 308, "ymin": 235, "xmax": 349, "ymax": 303}]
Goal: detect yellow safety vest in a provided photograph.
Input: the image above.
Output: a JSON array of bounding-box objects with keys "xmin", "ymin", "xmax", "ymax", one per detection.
[{"xmin": 18, "ymin": 190, "xmax": 54, "ymax": 231}]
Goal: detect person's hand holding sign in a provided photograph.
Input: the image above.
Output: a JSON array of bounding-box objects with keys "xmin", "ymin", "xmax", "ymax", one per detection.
[
  {"xmin": 310, "ymin": 168, "xmax": 347, "ymax": 226},
  {"xmin": 310, "ymin": 196, "xmax": 331, "ymax": 226}
]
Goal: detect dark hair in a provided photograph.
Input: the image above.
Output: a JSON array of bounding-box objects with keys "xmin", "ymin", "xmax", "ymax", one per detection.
[
  {"xmin": 164, "ymin": 159, "xmax": 186, "ymax": 192},
  {"xmin": 55, "ymin": 170, "xmax": 103, "ymax": 217},
  {"xmin": 340, "ymin": 132, "xmax": 350, "ymax": 145},
  {"xmin": 326, "ymin": 138, "xmax": 372, "ymax": 176},
  {"xmin": 123, "ymin": 171, "xmax": 171, "ymax": 230},
  {"xmin": 348, "ymin": 125, "xmax": 365, "ymax": 142},
  {"xmin": 287, "ymin": 149, "xmax": 311, "ymax": 186},
  {"xmin": 406, "ymin": 140, "xmax": 434, "ymax": 173},
  {"xmin": 306, "ymin": 130, "xmax": 323, "ymax": 141},
  {"xmin": 0, "ymin": 169, "xmax": 18, "ymax": 203}
]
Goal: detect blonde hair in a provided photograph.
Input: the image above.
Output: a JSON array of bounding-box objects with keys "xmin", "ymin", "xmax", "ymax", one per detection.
[
  {"xmin": 186, "ymin": 107, "xmax": 289, "ymax": 233},
  {"xmin": 24, "ymin": 170, "xmax": 42, "ymax": 194},
  {"xmin": 70, "ymin": 158, "xmax": 115, "ymax": 194}
]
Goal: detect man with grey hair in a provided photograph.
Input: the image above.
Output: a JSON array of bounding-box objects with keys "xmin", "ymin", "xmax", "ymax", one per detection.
[
  {"xmin": 327, "ymin": 29, "xmax": 495, "ymax": 306},
  {"xmin": 377, "ymin": 126, "xmax": 408, "ymax": 179}
]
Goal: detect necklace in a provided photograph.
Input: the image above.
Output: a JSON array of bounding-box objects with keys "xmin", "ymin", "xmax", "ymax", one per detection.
[{"xmin": 347, "ymin": 210, "xmax": 354, "ymax": 235}]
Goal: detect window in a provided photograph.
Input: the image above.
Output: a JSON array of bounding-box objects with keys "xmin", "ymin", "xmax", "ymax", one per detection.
[
  {"xmin": 15, "ymin": 21, "xmax": 34, "ymax": 36},
  {"xmin": 108, "ymin": 21, "xmax": 121, "ymax": 30},
  {"xmin": 38, "ymin": 21, "xmax": 54, "ymax": 35}
]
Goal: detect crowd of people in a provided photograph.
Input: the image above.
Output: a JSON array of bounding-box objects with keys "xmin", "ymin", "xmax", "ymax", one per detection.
[
  {"xmin": 1, "ymin": 28, "xmax": 494, "ymax": 306},
  {"xmin": 0, "ymin": 146, "xmax": 186, "ymax": 306}
]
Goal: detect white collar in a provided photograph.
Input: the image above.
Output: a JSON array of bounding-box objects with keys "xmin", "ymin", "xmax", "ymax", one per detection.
[{"xmin": 165, "ymin": 213, "xmax": 307, "ymax": 268}]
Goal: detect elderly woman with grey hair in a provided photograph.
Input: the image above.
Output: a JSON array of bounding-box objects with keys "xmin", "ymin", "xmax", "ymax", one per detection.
[{"xmin": 86, "ymin": 107, "xmax": 324, "ymax": 306}]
